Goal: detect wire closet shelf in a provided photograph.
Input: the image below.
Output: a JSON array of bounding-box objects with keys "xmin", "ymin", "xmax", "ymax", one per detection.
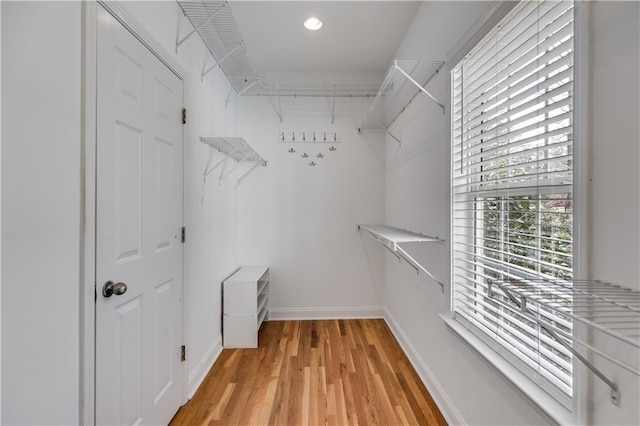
[
  {"xmin": 357, "ymin": 225, "xmax": 444, "ymax": 290},
  {"xmin": 487, "ymin": 278, "xmax": 640, "ymax": 405},
  {"xmin": 201, "ymin": 137, "xmax": 266, "ymax": 188},
  {"xmin": 177, "ymin": 1, "xmax": 258, "ymax": 91},
  {"xmin": 176, "ymin": 1, "xmax": 381, "ymax": 98},
  {"xmin": 358, "ymin": 60, "xmax": 445, "ymax": 144}
]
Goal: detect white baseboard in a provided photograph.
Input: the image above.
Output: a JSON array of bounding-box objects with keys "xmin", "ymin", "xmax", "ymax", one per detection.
[
  {"xmin": 187, "ymin": 333, "xmax": 223, "ymax": 399},
  {"xmin": 383, "ymin": 308, "xmax": 466, "ymax": 426},
  {"xmin": 267, "ymin": 306, "xmax": 384, "ymax": 321}
]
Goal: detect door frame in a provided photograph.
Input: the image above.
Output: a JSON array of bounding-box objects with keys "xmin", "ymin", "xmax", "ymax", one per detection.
[{"xmin": 81, "ymin": 1, "xmax": 189, "ymax": 423}]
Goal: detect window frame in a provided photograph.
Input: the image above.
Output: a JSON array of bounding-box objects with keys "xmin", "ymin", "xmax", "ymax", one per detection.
[{"xmin": 443, "ymin": 1, "xmax": 590, "ymax": 423}]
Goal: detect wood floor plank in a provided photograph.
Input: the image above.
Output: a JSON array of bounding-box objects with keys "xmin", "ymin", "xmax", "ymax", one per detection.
[{"xmin": 171, "ymin": 320, "xmax": 447, "ymax": 426}]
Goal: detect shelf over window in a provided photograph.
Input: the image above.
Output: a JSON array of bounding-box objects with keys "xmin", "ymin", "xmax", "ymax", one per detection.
[
  {"xmin": 488, "ymin": 278, "xmax": 640, "ymax": 405},
  {"xmin": 201, "ymin": 137, "xmax": 266, "ymax": 188},
  {"xmin": 359, "ymin": 60, "xmax": 445, "ymax": 144},
  {"xmin": 357, "ymin": 224, "xmax": 444, "ymax": 290}
]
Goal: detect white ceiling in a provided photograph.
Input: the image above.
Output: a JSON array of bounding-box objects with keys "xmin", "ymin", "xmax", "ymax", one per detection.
[{"xmin": 228, "ymin": 1, "xmax": 422, "ymax": 74}]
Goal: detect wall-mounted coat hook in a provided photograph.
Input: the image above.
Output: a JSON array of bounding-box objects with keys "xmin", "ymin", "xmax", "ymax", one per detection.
[
  {"xmin": 277, "ymin": 131, "xmax": 341, "ymax": 144},
  {"xmin": 301, "ymin": 153, "xmax": 309, "ymax": 158},
  {"xmin": 288, "ymin": 148, "xmax": 295, "ymax": 153},
  {"xmin": 329, "ymin": 146, "xmax": 337, "ymax": 151},
  {"xmin": 317, "ymin": 153, "xmax": 324, "ymax": 158},
  {"xmin": 309, "ymin": 161, "xmax": 317, "ymax": 166}
]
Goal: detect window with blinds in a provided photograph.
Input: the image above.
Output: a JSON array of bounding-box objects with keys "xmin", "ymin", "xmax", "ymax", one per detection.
[{"xmin": 451, "ymin": 0, "xmax": 574, "ymax": 407}]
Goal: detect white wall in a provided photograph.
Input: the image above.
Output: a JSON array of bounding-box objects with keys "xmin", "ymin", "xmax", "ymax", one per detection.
[
  {"xmin": 382, "ymin": 3, "xmax": 550, "ymax": 423},
  {"xmin": 1, "ymin": 2, "xmax": 82, "ymax": 424},
  {"xmin": 587, "ymin": 1, "xmax": 639, "ymax": 424},
  {"xmin": 233, "ymin": 96, "xmax": 385, "ymax": 318},
  {"xmin": 382, "ymin": 1, "xmax": 640, "ymax": 425},
  {"xmin": 2, "ymin": 1, "xmax": 637, "ymax": 425},
  {"xmin": 0, "ymin": 1, "xmax": 3, "ymax": 419},
  {"xmin": 2, "ymin": 0, "xmax": 243, "ymax": 422}
]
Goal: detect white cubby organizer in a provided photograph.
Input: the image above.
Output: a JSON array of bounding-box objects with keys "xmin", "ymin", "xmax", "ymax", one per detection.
[{"xmin": 222, "ymin": 266, "xmax": 270, "ymax": 348}]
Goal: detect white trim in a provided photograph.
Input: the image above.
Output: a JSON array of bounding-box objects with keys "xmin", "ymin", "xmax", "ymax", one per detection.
[
  {"xmin": 445, "ymin": 1, "xmax": 518, "ymax": 68},
  {"xmin": 440, "ymin": 314, "xmax": 572, "ymax": 425},
  {"xmin": 384, "ymin": 309, "xmax": 465, "ymax": 426},
  {"xmin": 446, "ymin": 0, "xmax": 519, "ymax": 316},
  {"xmin": 97, "ymin": 1, "xmax": 187, "ymax": 80},
  {"xmin": 267, "ymin": 306, "xmax": 384, "ymax": 321},
  {"xmin": 571, "ymin": 1, "xmax": 591, "ymax": 422},
  {"xmin": 80, "ymin": 2, "xmax": 98, "ymax": 424},
  {"xmin": 187, "ymin": 334, "xmax": 223, "ymax": 400},
  {"xmin": 81, "ymin": 1, "xmax": 190, "ymax": 422}
]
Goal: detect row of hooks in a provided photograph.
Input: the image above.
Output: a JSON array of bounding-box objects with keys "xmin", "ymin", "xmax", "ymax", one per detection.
[{"xmin": 279, "ymin": 132, "xmax": 341, "ymax": 143}]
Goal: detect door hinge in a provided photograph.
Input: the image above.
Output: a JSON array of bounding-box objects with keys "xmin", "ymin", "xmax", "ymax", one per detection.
[
  {"xmin": 182, "ymin": 108, "xmax": 187, "ymax": 124},
  {"xmin": 181, "ymin": 345, "xmax": 186, "ymax": 362},
  {"xmin": 181, "ymin": 226, "xmax": 186, "ymax": 243}
]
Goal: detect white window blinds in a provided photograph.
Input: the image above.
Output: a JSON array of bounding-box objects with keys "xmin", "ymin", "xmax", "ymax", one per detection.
[{"xmin": 452, "ymin": 0, "xmax": 574, "ymax": 406}]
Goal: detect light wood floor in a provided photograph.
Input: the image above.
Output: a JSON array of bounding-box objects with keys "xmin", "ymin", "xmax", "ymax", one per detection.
[{"xmin": 170, "ymin": 320, "xmax": 447, "ymax": 425}]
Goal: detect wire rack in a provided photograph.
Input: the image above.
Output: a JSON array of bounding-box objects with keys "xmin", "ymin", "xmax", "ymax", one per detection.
[
  {"xmin": 243, "ymin": 83, "xmax": 381, "ymax": 98},
  {"xmin": 358, "ymin": 224, "xmax": 444, "ymax": 290},
  {"xmin": 200, "ymin": 137, "xmax": 264, "ymax": 163},
  {"xmin": 200, "ymin": 137, "xmax": 266, "ymax": 188},
  {"xmin": 177, "ymin": 1, "xmax": 385, "ymax": 98},
  {"xmin": 488, "ymin": 278, "xmax": 640, "ymax": 405},
  {"xmin": 359, "ymin": 60, "xmax": 445, "ymax": 143},
  {"xmin": 177, "ymin": 1, "xmax": 259, "ymax": 92}
]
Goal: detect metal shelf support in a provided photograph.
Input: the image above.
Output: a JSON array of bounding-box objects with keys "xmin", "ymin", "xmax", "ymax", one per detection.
[
  {"xmin": 359, "ymin": 60, "xmax": 445, "ymax": 144},
  {"xmin": 357, "ymin": 224, "xmax": 445, "ymax": 291},
  {"xmin": 175, "ymin": 4, "xmax": 225, "ymax": 53},
  {"xmin": 487, "ymin": 278, "xmax": 640, "ymax": 406},
  {"xmin": 276, "ymin": 85, "xmax": 283, "ymax": 123},
  {"xmin": 219, "ymin": 152, "xmax": 251, "ymax": 184},
  {"xmin": 394, "ymin": 63, "xmax": 444, "ymax": 113},
  {"xmin": 177, "ymin": 1, "xmax": 382, "ymax": 98},
  {"xmin": 201, "ymin": 137, "xmax": 267, "ymax": 189},
  {"xmin": 235, "ymin": 161, "xmax": 263, "ymax": 189},
  {"xmin": 202, "ymin": 44, "xmax": 242, "ymax": 80},
  {"xmin": 331, "ymin": 85, "xmax": 336, "ymax": 125},
  {"xmin": 204, "ymin": 146, "xmax": 239, "ymax": 179}
]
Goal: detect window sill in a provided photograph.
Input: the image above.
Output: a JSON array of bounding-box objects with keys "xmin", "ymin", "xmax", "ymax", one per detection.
[{"xmin": 439, "ymin": 314, "xmax": 575, "ymax": 425}]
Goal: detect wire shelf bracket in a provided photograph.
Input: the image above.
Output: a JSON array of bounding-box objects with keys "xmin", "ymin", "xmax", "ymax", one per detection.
[
  {"xmin": 177, "ymin": 1, "xmax": 260, "ymax": 93},
  {"xmin": 357, "ymin": 224, "xmax": 445, "ymax": 291},
  {"xmin": 201, "ymin": 137, "xmax": 267, "ymax": 188},
  {"xmin": 358, "ymin": 60, "xmax": 445, "ymax": 144},
  {"xmin": 488, "ymin": 278, "xmax": 640, "ymax": 406},
  {"xmin": 176, "ymin": 1, "xmax": 381, "ymax": 100}
]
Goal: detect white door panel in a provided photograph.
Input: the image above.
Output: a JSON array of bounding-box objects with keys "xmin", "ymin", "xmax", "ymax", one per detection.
[{"xmin": 96, "ymin": 7, "xmax": 184, "ymax": 425}]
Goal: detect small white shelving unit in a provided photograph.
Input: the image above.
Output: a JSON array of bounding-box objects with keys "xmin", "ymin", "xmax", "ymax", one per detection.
[
  {"xmin": 223, "ymin": 266, "xmax": 270, "ymax": 348},
  {"xmin": 357, "ymin": 224, "xmax": 444, "ymax": 290},
  {"xmin": 488, "ymin": 278, "xmax": 640, "ymax": 405},
  {"xmin": 358, "ymin": 60, "xmax": 445, "ymax": 144},
  {"xmin": 201, "ymin": 137, "xmax": 266, "ymax": 188}
]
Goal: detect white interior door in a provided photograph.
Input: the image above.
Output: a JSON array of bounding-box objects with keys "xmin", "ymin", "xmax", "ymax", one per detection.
[{"xmin": 96, "ymin": 6, "xmax": 184, "ymax": 425}]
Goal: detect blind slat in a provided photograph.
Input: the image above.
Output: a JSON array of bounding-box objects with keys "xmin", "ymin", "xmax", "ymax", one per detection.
[{"xmin": 451, "ymin": 0, "xmax": 574, "ymax": 404}]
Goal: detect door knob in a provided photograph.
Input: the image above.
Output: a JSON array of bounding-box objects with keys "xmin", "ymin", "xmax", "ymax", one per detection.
[{"xmin": 102, "ymin": 281, "xmax": 128, "ymax": 297}]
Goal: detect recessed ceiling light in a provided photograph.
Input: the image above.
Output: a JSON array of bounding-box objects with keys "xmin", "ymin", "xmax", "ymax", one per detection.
[{"xmin": 304, "ymin": 17, "xmax": 323, "ymax": 31}]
